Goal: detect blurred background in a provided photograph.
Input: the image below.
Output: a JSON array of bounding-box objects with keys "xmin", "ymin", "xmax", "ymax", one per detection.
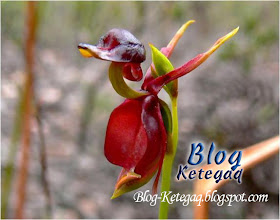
[{"xmin": 1, "ymin": 1, "xmax": 279, "ymax": 219}]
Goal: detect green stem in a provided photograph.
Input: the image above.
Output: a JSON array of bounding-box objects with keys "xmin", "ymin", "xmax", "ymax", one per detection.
[
  {"xmin": 159, "ymin": 96, "xmax": 178, "ymax": 219},
  {"xmin": 108, "ymin": 62, "xmax": 148, "ymax": 99}
]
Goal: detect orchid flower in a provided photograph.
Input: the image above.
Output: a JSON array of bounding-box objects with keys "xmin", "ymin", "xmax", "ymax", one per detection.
[
  {"xmin": 78, "ymin": 22, "xmax": 239, "ymax": 201},
  {"xmin": 78, "ymin": 28, "xmax": 145, "ymax": 82}
]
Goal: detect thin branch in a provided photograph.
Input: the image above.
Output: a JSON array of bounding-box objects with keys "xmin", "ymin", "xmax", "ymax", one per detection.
[
  {"xmin": 35, "ymin": 103, "xmax": 53, "ymax": 218},
  {"xmin": 15, "ymin": 2, "xmax": 37, "ymax": 218},
  {"xmin": 191, "ymin": 136, "xmax": 279, "ymax": 219}
]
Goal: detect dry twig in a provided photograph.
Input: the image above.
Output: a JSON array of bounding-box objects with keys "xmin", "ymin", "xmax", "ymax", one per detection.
[
  {"xmin": 35, "ymin": 103, "xmax": 53, "ymax": 218},
  {"xmin": 191, "ymin": 136, "xmax": 279, "ymax": 219},
  {"xmin": 15, "ymin": 2, "xmax": 37, "ymax": 218}
]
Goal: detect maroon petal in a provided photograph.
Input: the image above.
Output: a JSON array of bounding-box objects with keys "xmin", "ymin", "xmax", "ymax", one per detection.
[
  {"xmin": 134, "ymin": 95, "xmax": 167, "ymax": 192},
  {"xmin": 122, "ymin": 63, "xmax": 143, "ymax": 82},
  {"xmin": 145, "ymin": 27, "xmax": 239, "ymax": 94},
  {"xmin": 78, "ymin": 29, "xmax": 146, "ymax": 63},
  {"xmin": 106, "ymin": 95, "xmax": 167, "ymax": 197},
  {"xmin": 104, "ymin": 99, "xmax": 148, "ymax": 170},
  {"xmin": 142, "ymin": 21, "xmax": 195, "ymax": 90}
]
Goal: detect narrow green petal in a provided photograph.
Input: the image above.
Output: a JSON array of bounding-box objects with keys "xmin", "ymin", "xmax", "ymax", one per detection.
[
  {"xmin": 108, "ymin": 62, "xmax": 149, "ymax": 99},
  {"xmin": 149, "ymin": 44, "xmax": 177, "ymax": 97}
]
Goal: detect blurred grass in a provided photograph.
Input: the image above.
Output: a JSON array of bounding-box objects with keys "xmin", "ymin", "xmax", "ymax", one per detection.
[
  {"xmin": 1, "ymin": 1, "xmax": 279, "ymax": 219},
  {"xmin": 1, "ymin": 87, "xmax": 24, "ymax": 218}
]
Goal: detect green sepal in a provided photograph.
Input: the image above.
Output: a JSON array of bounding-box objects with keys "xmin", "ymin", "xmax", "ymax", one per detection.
[
  {"xmin": 149, "ymin": 44, "xmax": 178, "ymax": 97},
  {"xmin": 159, "ymin": 99, "xmax": 173, "ymax": 155},
  {"xmin": 108, "ymin": 62, "xmax": 149, "ymax": 99},
  {"xmin": 111, "ymin": 170, "xmax": 156, "ymax": 199}
]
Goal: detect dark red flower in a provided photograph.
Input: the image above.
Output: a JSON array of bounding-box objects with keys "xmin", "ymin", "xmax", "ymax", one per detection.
[
  {"xmin": 78, "ymin": 24, "xmax": 239, "ymax": 198},
  {"xmin": 104, "ymin": 95, "xmax": 167, "ymax": 198},
  {"xmin": 78, "ymin": 28, "xmax": 145, "ymax": 81}
]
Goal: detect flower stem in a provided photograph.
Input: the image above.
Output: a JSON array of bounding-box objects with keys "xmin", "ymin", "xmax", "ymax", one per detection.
[
  {"xmin": 159, "ymin": 96, "xmax": 178, "ymax": 219},
  {"xmin": 108, "ymin": 62, "xmax": 148, "ymax": 99}
]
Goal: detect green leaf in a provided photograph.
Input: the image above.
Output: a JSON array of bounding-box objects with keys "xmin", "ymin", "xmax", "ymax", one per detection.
[
  {"xmin": 159, "ymin": 99, "xmax": 173, "ymax": 154},
  {"xmin": 149, "ymin": 44, "xmax": 178, "ymax": 97},
  {"xmin": 150, "ymin": 44, "xmax": 174, "ymax": 76},
  {"xmin": 159, "ymin": 99, "xmax": 172, "ymax": 133}
]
